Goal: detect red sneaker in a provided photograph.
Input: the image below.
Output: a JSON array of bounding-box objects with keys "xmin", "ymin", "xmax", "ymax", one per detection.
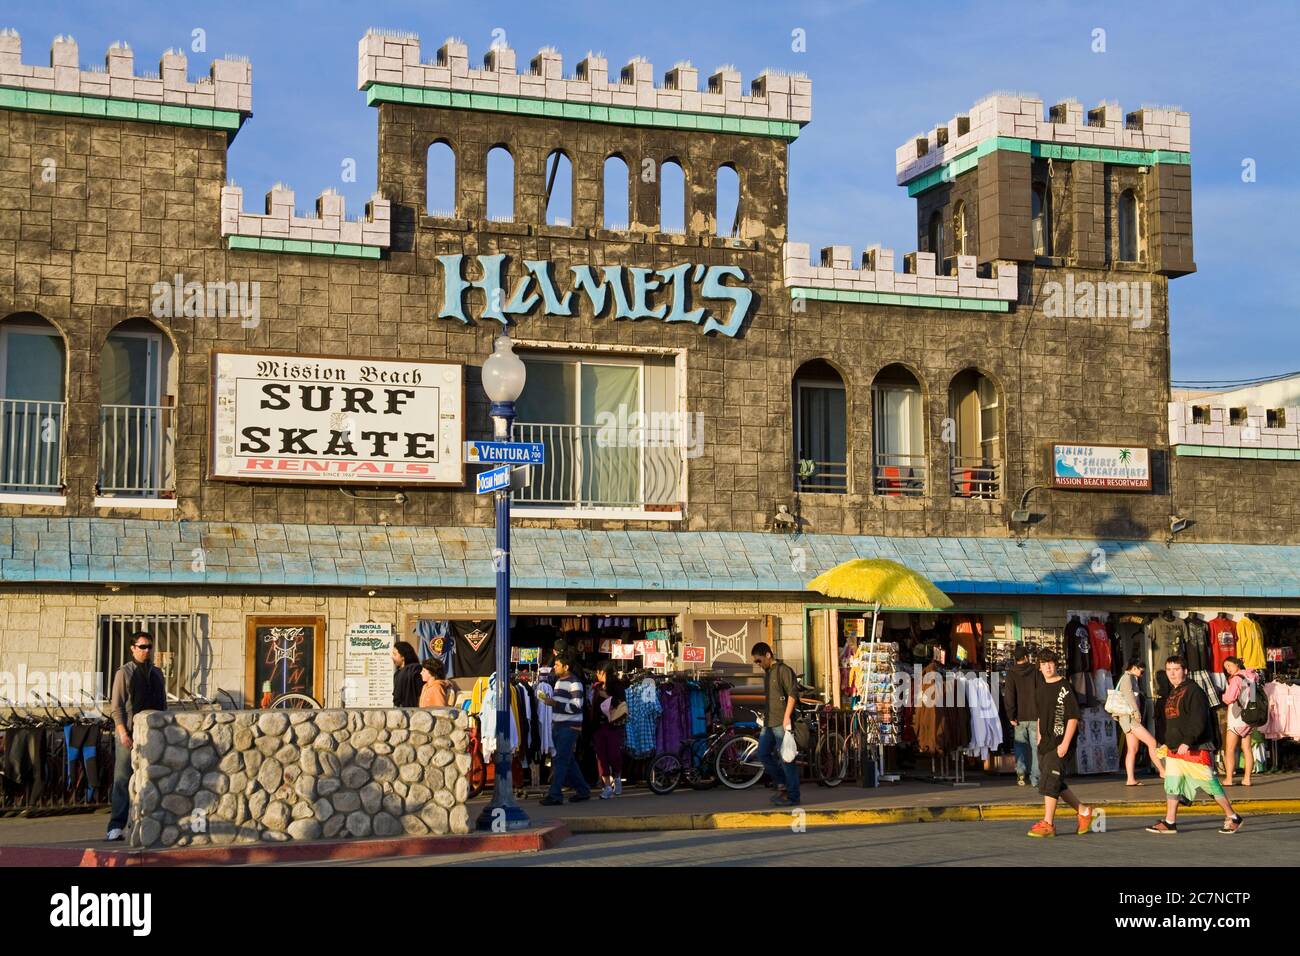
[
  {"xmin": 1076, "ymin": 805, "xmax": 1095, "ymax": 835},
  {"xmin": 1027, "ymin": 820, "xmax": 1056, "ymax": 838}
]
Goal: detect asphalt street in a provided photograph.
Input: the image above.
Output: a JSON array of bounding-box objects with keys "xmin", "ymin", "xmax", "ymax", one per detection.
[{"xmin": 288, "ymin": 812, "xmax": 1300, "ymax": 867}]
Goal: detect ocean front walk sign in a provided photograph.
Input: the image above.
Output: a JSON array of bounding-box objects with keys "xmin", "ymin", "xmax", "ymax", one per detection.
[
  {"xmin": 1049, "ymin": 444, "xmax": 1152, "ymax": 491},
  {"xmin": 436, "ymin": 254, "xmax": 755, "ymax": 337},
  {"xmin": 210, "ymin": 351, "xmax": 465, "ymax": 484}
]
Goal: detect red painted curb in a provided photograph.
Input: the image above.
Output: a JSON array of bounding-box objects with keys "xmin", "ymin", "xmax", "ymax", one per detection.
[{"xmin": 0, "ymin": 824, "xmax": 569, "ymax": 867}]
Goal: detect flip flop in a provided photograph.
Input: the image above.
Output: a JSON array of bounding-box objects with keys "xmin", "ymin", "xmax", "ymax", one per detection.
[{"xmin": 1126, "ymin": 782, "xmax": 1143, "ymax": 787}]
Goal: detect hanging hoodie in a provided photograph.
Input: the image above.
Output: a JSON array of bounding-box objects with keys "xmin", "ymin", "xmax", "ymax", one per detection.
[{"xmin": 1236, "ymin": 616, "xmax": 1266, "ymax": 670}]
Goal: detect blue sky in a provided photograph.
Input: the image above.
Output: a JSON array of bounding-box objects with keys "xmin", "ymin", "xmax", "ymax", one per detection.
[{"xmin": 9, "ymin": 0, "xmax": 1298, "ymax": 382}]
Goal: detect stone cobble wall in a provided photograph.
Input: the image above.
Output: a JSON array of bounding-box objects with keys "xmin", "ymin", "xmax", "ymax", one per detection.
[{"xmin": 127, "ymin": 707, "xmax": 471, "ymax": 848}]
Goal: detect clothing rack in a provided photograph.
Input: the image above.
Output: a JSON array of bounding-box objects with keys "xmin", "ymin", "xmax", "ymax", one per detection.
[{"xmin": 927, "ymin": 748, "xmax": 979, "ymax": 787}]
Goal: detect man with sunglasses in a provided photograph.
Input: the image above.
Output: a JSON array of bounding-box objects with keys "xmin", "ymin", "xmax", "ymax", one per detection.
[{"xmin": 106, "ymin": 631, "xmax": 167, "ymax": 841}]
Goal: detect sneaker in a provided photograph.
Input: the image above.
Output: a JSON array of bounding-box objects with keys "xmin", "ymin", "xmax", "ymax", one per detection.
[
  {"xmin": 1027, "ymin": 820, "xmax": 1055, "ymax": 838},
  {"xmin": 1016, "ymin": 775, "xmax": 1027, "ymax": 787},
  {"xmin": 105, "ymin": 828, "xmax": 124, "ymax": 842},
  {"xmin": 613, "ymin": 778, "xmax": 622, "ymax": 796},
  {"xmin": 1076, "ymin": 806, "xmax": 1095, "ymax": 835},
  {"xmin": 539, "ymin": 796, "xmax": 564, "ymax": 807},
  {"xmin": 599, "ymin": 785, "xmax": 614, "ymax": 800},
  {"xmin": 1145, "ymin": 819, "xmax": 1178, "ymax": 834},
  {"xmin": 771, "ymin": 795, "xmax": 801, "ymax": 807},
  {"xmin": 1218, "ymin": 815, "xmax": 1243, "ymax": 835},
  {"xmin": 568, "ymin": 793, "xmax": 591, "ymax": 803}
]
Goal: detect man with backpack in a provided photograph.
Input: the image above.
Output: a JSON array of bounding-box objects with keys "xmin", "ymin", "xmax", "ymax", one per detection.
[
  {"xmin": 752, "ymin": 641, "xmax": 800, "ymax": 807},
  {"xmin": 1221, "ymin": 657, "xmax": 1268, "ymax": 788},
  {"xmin": 1146, "ymin": 656, "xmax": 1243, "ymax": 835}
]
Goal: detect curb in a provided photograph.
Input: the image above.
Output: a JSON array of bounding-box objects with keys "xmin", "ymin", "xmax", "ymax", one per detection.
[
  {"xmin": 561, "ymin": 799, "xmax": 1300, "ymax": 833},
  {"xmin": 0, "ymin": 823, "xmax": 570, "ymax": 867}
]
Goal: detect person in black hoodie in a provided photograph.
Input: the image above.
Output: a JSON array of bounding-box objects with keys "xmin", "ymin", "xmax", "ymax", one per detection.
[
  {"xmin": 1145, "ymin": 656, "xmax": 1243, "ymax": 835},
  {"xmin": 390, "ymin": 641, "xmax": 424, "ymax": 708},
  {"xmin": 1003, "ymin": 645, "xmax": 1043, "ymax": 787}
]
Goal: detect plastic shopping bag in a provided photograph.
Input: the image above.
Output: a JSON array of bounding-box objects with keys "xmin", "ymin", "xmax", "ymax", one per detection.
[{"xmin": 780, "ymin": 727, "xmax": 798, "ymax": 763}]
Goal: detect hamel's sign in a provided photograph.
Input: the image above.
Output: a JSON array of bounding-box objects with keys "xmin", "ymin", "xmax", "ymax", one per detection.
[
  {"xmin": 436, "ymin": 254, "xmax": 754, "ymax": 337},
  {"xmin": 210, "ymin": 351, "xmax": 464, "ymax": 485}
]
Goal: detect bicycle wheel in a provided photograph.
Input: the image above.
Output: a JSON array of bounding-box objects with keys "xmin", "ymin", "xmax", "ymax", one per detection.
[
  {"xmin": 688, "ymin": 738, "xmax": 718, "ymax": 790},
  {"xmin": 648, "ymin": 754, "xmax": 683, "ymax": 795},
  {"xmin": 269, "ymin": 693, "xmax": 319, "ymax": 709},
  {"xmin": 814, "ymin": 731, "xmax": 849, "ymax": 787},
  {"xmin": 715, "ymin": 735, "xmax": 764, "ymax": 790}
]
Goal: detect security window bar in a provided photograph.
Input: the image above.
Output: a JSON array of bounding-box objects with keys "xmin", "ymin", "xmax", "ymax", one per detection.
[{"xmin": 97, "ymin": 613, "xmax": 207, "ymax": 703}]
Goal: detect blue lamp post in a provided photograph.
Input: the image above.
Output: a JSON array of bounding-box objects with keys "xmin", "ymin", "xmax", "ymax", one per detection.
[{"xmin": 476, "ymin": 334, "xmax": 531, "ymax": 832}]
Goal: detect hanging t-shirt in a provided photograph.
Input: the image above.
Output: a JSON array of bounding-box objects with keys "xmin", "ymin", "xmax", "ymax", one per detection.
[
  {"xmin": 1208, "ymin": 617, "xmax": 1238, "ymax": 673},
  {"xmin": 1183, "ymin": 617, "xmax": 1211, "ymax": 674},
  {"xmin": 1236, "ymin": 617, "xmax": 1266, "ymax": 670},
  {"xmin": 1086, "ymin": 619, "xmax": 1112, "ymax": 672},
  {"xmin": 1036, "ymin": 678, "xmax": 1081, "ymax": 754},
  {"xmin": 452, "ymin": 620, "xmax": 497, "ymax": 678},
  {"xmin": 1065, "ymin": 617, "xmax": 1091, "ymax": 675},
  {"xmin": 415, "ymin": 619, "xmax": 454, "ymax": 678}
]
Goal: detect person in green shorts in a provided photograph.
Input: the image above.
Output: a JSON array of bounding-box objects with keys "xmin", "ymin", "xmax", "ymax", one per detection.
[{"xmin": 1145, "ymin": 656, "xmax": 1243, "ymax": 835}]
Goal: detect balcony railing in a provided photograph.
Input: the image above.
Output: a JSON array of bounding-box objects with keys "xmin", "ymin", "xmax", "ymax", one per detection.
[
  {"xmin": 873, "ymin": 452, "xmax": 927, "ymax": 497},
  {"xmin": 513, "ymin": 422, "xmax": 682, "ymax": 510},
  {"xmin": 99, "ymin": 404, "xmax": 175, "ymax": 498},
  {"xmin": 950, "ymin": 457, "xmax": 1002, "ymax": 499},
  {"xmin": 0, "ymin": 399, "xmax": 64, "ymax": 493},
  {"xmin": 795, "ymin": 459, "xmax": 848, "ymax": 494}
]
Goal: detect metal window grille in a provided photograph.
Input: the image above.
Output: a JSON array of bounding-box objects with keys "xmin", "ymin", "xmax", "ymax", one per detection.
[{"xmin": 97, "ymin": 613, "xmax": 207, "ymax": 702}]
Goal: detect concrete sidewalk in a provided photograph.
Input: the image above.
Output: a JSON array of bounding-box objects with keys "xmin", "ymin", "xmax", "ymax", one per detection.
[
  {"xmin": 3, "ymin": 770, "xmax": 1297, "ymax": 856},
  {"xmin": 515, "ymin": 770, "xmax": 1300, "ymax": 832}
]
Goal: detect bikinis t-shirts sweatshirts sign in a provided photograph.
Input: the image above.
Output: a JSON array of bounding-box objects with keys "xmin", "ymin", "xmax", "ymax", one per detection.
[{"xmin": 452, "ymin": 620, "xmax": 497, "ymax": 678}]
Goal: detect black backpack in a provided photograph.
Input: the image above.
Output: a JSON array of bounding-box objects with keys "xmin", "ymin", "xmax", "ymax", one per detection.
[{"xmin": 1240, "ymin": 678, "xmax": 1269, "ymax": 728}]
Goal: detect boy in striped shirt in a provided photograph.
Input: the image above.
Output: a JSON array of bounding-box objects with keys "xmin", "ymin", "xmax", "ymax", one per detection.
[{"xmin": 538, "ymin": 651, "xmax": 592, "ymax": 805}]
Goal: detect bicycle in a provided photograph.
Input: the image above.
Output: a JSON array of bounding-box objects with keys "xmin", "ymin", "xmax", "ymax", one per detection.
[
  {"xmin": 723, "ymin": 682, "xmax": 850, "ymax": 788},
  {"xmin": 648, "ymin": 719, "xmax": 761, "ymax": 795}
]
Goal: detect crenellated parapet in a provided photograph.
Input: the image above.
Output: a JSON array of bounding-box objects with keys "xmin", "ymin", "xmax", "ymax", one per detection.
[
  {"xmin": 220, "ymin": 184, "xmax": 390, "ymax": 259},
  {"xmin": 783, "ymin": 243, "xmax": 1018, "ymax": 312},
  {"xmin": 1170, "ymin": 402, "xmax": 1300, "ymax": 459},
  {"xmin": 0, "ymin": 30, "xmax": 251, "ymax": 131},
  {"xmin": 897, "ymin": 93, "xmax": 1190, "ymax": 189},
  {"xmin": 357, "ymin": 29, "xmax": 810, "ymax": 139}
]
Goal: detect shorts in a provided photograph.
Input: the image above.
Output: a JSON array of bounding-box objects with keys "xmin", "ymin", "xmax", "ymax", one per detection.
[
  {"xmin": 1037, "ymin": 747, "xmax": 1070, "ymax": 798},
  {"xmin": 1160, "ymin": 746, "xmax": 1225, "ymax": 802}
]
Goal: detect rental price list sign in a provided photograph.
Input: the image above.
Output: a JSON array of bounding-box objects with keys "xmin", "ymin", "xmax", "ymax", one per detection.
[
  {"xmin": 343, "ymin": 622, "xmax": 396, "ymax": 707},
  {"xmin": 211, "ymin": 351, "xmax": 464, "ymax": 484}
]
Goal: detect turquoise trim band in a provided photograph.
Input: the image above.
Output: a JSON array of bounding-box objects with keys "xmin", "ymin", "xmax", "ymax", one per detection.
[
  {"xmin": 226, "ymin": 235, "xmax": 383, "ymax": 259},
  {"xmin": 0, "ymin": 85, "xmax": 244, "ymax": 131},
  {"xmin": 905, "ymin": 135, "xmax": 1191, "ymax": 196},
  {"xmin": 788, "ymin": 286, "xmax": 1010, "ymax": 312},
  {"xmin": 364, "ymin": 83, "xmax": 802, "ymax": 141},
  {"xmin": 1175, "ymin": 444, "xmax": 1300, "ymax": 461}
]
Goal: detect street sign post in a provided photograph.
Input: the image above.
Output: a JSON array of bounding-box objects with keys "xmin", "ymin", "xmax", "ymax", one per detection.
[{"xmin": 464, "ymin": 440, "xmax": 546, "ymax": 465}]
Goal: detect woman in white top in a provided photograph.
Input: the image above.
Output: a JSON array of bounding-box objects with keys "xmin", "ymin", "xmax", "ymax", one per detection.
[{"xmin": 1112, "ymin": 659, "xmax": 1164, "ymax": 785}]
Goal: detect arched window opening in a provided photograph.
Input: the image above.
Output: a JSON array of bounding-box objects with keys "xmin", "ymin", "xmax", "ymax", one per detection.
[
  {"xmin": 716, "ymin": 164, "xmax": 740, "ymax": 238},
  {"xmin": 426, "ymin": 141, "xmax": 456, "ymax": 217},
  {"xmin": 0, "ymin": 313, "xmax": 65, "ymax": 494},
  {"xmin": 927, "ymin": 210, "xmax": 943, "ymax": 265},
  {"xmin": 1118, "ymin": 188, "xmax": 1141, "ymax": 262},
  {"xmin": 544, "ymin": 149, "xmax": 573, "ymax": 227},
  {"xmin": 872, "ymin": 365, "xmax": 926, "ymax": 496},
  {"xmin": 949, "ymin": 369, "xmax": 1002, "ymax": 499},
  {"xmin": 602, "ymin": 155, "xmax": 629, "ymax": 230},
  {"xmin": 486, "ymin": 146, "xmax": 514, "ymax": 222},
  {"xmin": 99, "ymin": 319, "xmax": 175, "ymax": 499},
  {"xmin": 659, "ymin": 159, "xmax": 685, "ymax": 234},
  {"xmin": 1032, "ymin": 181, "xmax": 1052, "ymax": 256},
  {"xmin": 793, "ymin": 360, "xmax": 847, "ymax": 494}
]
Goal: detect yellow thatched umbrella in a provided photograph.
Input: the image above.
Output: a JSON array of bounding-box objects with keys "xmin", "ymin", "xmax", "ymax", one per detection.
[{"xmin": 806, "ymin": 558, "xmax": 953, "ymax": 643}]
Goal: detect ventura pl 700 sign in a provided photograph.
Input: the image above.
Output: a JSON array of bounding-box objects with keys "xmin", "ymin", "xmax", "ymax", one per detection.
[{"xmin": 435, "ymin": 254, "xmax": 754, "ymax": 337}]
